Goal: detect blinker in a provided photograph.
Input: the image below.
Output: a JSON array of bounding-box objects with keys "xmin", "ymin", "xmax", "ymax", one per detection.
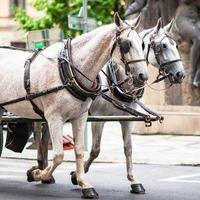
[{"xmin": 120, "ymin": 39, "xmax": 132, "ymax": 54}]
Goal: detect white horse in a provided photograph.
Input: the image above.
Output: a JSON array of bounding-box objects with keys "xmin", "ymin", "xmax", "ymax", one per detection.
[
  {"xmin": 0, "ymin": 14, "xmax": 148, "ymax": 198},
  {"xmin": 78, "ymin": 19, "xmax": 185, "ymax": 193}
]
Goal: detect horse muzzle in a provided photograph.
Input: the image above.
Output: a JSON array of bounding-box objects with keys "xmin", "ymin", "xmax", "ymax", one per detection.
[{"xmin": 169, "ymin": 71, "xmax": 185, "ymax": 84}]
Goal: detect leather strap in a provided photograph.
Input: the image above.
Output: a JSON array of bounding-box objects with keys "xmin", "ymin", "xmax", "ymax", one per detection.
[
  {"xmin": 106, "ymin": 61, "xmax": 144, "ymax": 102},
  {"xmin": 24, "ymin": 50, "xmax": 45, "ymax": 120},
  {"xmin": 58, "ymin": 38, "xmax": 102, "ymax": 101}
]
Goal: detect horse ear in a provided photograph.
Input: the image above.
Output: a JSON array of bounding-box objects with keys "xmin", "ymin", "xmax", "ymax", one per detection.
[
  {"xmin": 155, "ymin": 17, "xmax": 163, "ymax": 33},
  {"xmin": 163, "ymin": 18, "xmax": 175, "ymax": 33},
  {"xmin": 114, "ymin": 12, "xmax": 123, "ymax": 28},
  {"xmin": 133, "ymin": 13, "xmax": 141, "ymax": 30}
]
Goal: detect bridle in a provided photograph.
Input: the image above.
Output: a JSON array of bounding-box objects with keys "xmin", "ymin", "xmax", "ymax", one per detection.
[
  {"xmin": 110, "ymin": 26, "xmax": 146, "ymax": 76},
  {"xmin": 144, "ymin": 31, "xmax": 181, "ymax": 80}
]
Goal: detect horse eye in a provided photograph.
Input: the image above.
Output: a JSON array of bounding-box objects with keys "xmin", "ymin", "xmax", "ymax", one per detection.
[
  {"xmin": 162, "ymin": 43, "xmax": 167, "ymax": 49},
  {"xmin": 142, "ymin": 41, "xmax": 145, "ymax": 50},
  {"xmin": 176, "ymin": 45, "xmax": 179, "ymax": 49},
  {"xmin": 120, "ymin": 39, "xmax": 132, "ymax": 54}
]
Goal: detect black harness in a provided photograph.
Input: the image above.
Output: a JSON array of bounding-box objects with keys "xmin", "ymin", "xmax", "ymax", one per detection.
[
  {"xmin": 58, "ymin": 38, "xmax": 101, "ymax": 101},
  {"xmin": 24, "ymin": 49, "xmax": 45, "ymax": 119},
  {"xmin": 0, "ymin": 41, "xmax": 102, "ymax": 118},
  {"xmin": 99, "ymin": 60, "xmax": 163, "ymax": 126},
  {"xmin": 0, "ymin": 27, "xmax": 165, "ymax": 125},
  {"xmin": 106, "ymin": 60, "xmax": 144, "ymax": 102}
]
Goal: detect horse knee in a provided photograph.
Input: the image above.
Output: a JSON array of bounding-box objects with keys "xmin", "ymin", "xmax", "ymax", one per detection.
[{"xmin": 53, "ymin": 153, "xmax": 64, "ymax": 165}]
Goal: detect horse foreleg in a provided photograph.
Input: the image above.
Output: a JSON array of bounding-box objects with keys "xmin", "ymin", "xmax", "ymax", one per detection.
[
  {"xmin": 40, "ymin": 123, "xmax": 55, "ymax": 183},
  {"xmin": 27, "ymin": 122, "xmax": 43, "ymax": 182},
  {"xmin": 71, "ymin": 112, "xmax": 99, "ymax": 199},
  {"xmin": 84, "ymin": 122, "xmax": 105, "ymax": 173},
  {"xmin": 30, "ymin": 117, "xmax": 64, "ymax": 182},
  {"xmin": 27, "ymin": 122, "xmax": 54, "ymax": 183},
  {"xmin": 120, "ymin": 121, "xmax": 145, "ymax": 194}
]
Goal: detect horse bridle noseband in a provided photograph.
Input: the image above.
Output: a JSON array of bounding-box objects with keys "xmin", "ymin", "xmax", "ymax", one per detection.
[
  {"xmin": 110, "ymin": 27, "xmax": 146, "ymax": 76},
  {"xmin": 145, "ymin": 32, "xmax": 181, "ymax": 77}
]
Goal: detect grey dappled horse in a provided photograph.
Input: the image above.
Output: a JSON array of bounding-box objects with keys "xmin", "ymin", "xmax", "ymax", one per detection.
[
  {"xmin": 83, "ymin": 19, "xmax": 185, "ymax": 194},
  {"xmin": 32, "ymin": 18, "xmax": 185, "ymax": 195},
  {"xmin": 0, "ymin": 14, "xmax": 148, "ymax": 199}
]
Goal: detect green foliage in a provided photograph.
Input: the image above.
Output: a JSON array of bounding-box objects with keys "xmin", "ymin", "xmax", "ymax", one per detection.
[
  {"xmin": 70, "ymin": 0, "xmax": 125, "ymax": 25},
  {"xmin": 15, "ymin": 0, "xmax": 69, "ymax": 33},
  {"xmin": 14, "ymin": 0, "xmax": 125, "ymax": 35}
]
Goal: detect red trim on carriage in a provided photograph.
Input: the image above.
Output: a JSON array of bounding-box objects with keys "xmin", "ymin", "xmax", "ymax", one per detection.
[{"xmin": 63, "ymin": 135, "xmax": 74, "ymax": 150}]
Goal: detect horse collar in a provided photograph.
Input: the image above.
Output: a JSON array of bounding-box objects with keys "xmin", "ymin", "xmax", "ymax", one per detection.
[
  {"xmin": 106, "ymin": 61, "xmax": 144, "ymax": 103},
  {"xmin": 58, "ymin": 38, "xmax": 102, "ymax": 101}
]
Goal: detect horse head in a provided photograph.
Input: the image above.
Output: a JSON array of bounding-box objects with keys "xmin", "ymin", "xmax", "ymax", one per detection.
[
  {"xmin": 141, "ymin": 18, "xmax": 185, "ymax": 84},
  {"xmin": 110, "ymin": 13, "xmax": 148, "ymax": 87}
]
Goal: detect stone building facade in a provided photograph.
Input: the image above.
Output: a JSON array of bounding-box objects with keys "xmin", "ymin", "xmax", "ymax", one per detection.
[{"xmin": 0, "ymin": 0, "xmax": 42, "ymax": 46}]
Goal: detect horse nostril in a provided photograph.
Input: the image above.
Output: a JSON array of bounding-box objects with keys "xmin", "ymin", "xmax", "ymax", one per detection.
[
  {"xmin": 176, "ymin": 71, "xmax": 185, "ymax": 79},
  {"xmin": 139, "ymin": 73, "xmax": 148, "ymax": 82}
]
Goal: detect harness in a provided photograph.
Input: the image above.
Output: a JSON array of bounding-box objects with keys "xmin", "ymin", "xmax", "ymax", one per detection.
[
  {"xmin": 24, "ymin": 49, "xmax": 45, "ymax": 119},
  {"xmin": 0, "ymin": 41, "xmax": 102, "ymax": 118},
  {"xmin": 106, "ymin": 60, "xmax": 144, "ymax": 102},
  {"xmin": 58, "ymin": 38, "xmax": 101, "ymax": 101},
  {"xmin": 0, "ymin": 26, "xmax": 165, "ymax": 125},
  {"xmin": 99, "ymin": 61, "xmax": 163, "ymax": 126}
]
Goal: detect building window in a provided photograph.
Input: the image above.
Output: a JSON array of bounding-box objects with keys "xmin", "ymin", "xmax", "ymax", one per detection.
[{"xmin": 10, "ymin": 0, "xmax": 25, "ymax": 16}]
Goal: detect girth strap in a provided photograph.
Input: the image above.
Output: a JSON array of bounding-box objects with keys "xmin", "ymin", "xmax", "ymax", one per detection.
[{"xmin": 24, "ymin": 49, "xmax": 45, "ymax": 120}]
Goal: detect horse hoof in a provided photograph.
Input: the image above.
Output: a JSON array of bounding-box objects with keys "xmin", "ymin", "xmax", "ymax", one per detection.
[
  {"xmin": 130, "ymin": 183, "xmax": 145, "ymax": 194},
  {"xmin": 41, "ymin": 175, "xmax": 55, "ymax": 184},
  {"xmin": 70, "ymin": 171, "xmax": 78, "ymax": 185},
  {"xmin": 81, "ymin": 188, "xmax": 99, "ymax": 199},
  {"xmin": 26, "ymin": 166, "xmax": 38, "ymax": 182}
]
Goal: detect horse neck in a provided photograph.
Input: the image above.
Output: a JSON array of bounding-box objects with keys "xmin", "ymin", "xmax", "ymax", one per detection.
[{"xmin": 71, "ymin": 25, "xmax": 116, "ymax": 87}]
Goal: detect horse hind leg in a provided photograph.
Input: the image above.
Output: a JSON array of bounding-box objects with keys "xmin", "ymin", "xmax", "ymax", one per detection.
[
  {"xmin": 27, "ymin": 122, "xmax": 55, "ymax": 184},
  {"xmin": 28, "ymin": 116, "xmax": 64, "ymax": 183},
  {"xmin": 84, "ymin": 122, "xmax": 105, "ymax": 173},
  {"xmin": 120, "ymin": 121, "xmax": 145, "ymax": 194},
  {"xmin": 26, "ymin": 122, "xmax": 42, "ymax": 182}
]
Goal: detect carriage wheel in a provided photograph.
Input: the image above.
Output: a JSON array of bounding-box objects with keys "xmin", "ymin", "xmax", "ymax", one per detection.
[{"xmin": 0, "ymin": 125, "xmax": 3, "ymax": 156}]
